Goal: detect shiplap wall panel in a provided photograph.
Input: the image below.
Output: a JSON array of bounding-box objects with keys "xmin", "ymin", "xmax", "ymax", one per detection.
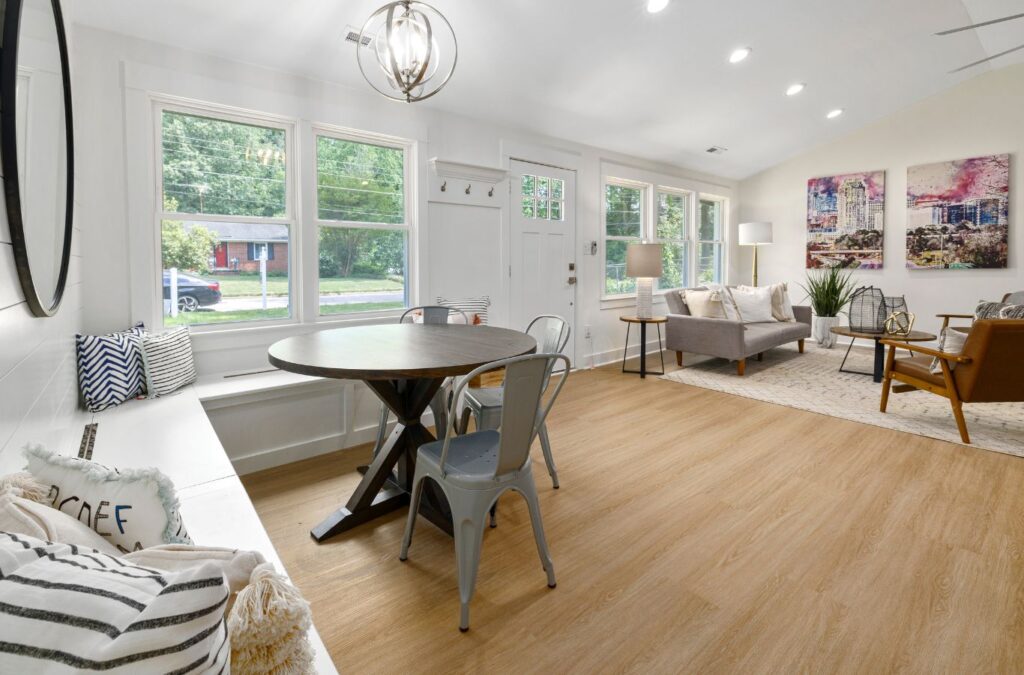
[{"xmin": 0, "ymin": 243, "xmax": 22, "ymax": 309}]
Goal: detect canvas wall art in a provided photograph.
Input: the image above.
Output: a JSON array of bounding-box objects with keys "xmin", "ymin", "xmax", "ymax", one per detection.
[
  {"xmin": 807, "ymin": 171, "xmax": 885, "ymax": 269},
  {"xmin": 906, "ymin": 154, "xmax": 1009, "ymax": 269}
]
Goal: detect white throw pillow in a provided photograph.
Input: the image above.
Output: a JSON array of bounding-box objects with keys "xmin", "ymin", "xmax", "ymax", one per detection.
[
  {"xmin": 25, "ymin": 445, "xmax": 191, "ymax": 553},
  {"xmin": 0, "ymin": 533, "xmax": 230, "ymax": 673},
  {"xmin": 124, "ymin": 544, "xmax": 266, "ymax": 597},
  {"xmin": 681, "ymin": 289, "xmax": 728, "ymax": 320},
  {"xmin": 930, "ymin": 328, "xmax": 969, "ymax": 374},
  {"xmin": 0, "ymin": 490, "xmax": 121, "ymax": 556},
  {"xmin": 141, "ymin": 326, "xmax": 198, "ymax": 397},
  {"xmin": 730, "ymin": 286, "xmax": 775, "ymax": 323},
  {"xmin": 706, "ymin": 284, "xmax": 742, "ymax": 322},
  {"xmin": 740, "ymin": 283, "xmax": 796, "ymax": 322}
]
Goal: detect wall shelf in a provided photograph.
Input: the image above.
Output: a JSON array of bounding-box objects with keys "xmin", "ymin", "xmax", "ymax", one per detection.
[{"xmin": 429, "ymin": 158, "xmax": 508, "ymax": 184}]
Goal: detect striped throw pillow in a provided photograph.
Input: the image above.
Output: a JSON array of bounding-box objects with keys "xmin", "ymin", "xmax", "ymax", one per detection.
[
  {"xmin": 975, "ymin": 300, "xmax": 1008, "ymax": 319},
  {"xmin": 436, "ymin": 296, "xmax": 490, "ymax": 325},
  {"xmin": 999, "ymin": 304, "xmax": 1024, "ymax": 319},
  {"xmin": 75, "ymin": 323, "xmax": 147, "ymax": 413},
  {"xmin": 0, "ymin": 532, "xmax": 230, "ymax": 673},
  {"xmin": 141, "ymin": 327, "xmax": 197, "ymax": 397}
]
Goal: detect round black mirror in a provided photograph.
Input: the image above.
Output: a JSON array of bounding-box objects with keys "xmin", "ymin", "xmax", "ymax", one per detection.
[{"xmin": 1, "ymin": 0, "xmax": 74, "ymax": 317}]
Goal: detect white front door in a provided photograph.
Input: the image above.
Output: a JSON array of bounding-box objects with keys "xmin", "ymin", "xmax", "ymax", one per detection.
[{"xmin": 509, "ymin": 159, "xmax": 576, "ymax": 364}]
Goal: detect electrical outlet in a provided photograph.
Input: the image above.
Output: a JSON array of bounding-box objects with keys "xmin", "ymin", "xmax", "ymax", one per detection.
[{"xmin": 584, "ymin": 325, "xmax": 592, "ymax": 339}]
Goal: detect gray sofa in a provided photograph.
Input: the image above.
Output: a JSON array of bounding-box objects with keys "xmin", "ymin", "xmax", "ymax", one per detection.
[{"xmin": 664, "ymin": 287, "xmax": 812, "ymax": 375}]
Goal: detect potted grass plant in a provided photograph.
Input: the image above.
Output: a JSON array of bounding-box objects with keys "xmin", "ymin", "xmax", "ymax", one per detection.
[{"xmin": 801, "ymin": 267, "xmax": 857, "ymax": 348}]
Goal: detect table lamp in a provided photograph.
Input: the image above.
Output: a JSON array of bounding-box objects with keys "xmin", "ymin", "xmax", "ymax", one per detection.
[
  {"xmin": 626, "ymin": 243, "xmax": 663, "ymax": 319},
  {"xmin": 738, "ymin": 221, "xmax": 773, "ymax": 287}
]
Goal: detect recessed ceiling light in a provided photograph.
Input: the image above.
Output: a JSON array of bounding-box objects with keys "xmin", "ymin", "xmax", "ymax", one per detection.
[
  {"xmin": 729, "ymin": 47, "xmax": 751, "ymax": 64},
  {"xmin": 646, "ymin": 0, "xmax": 669, "ymax": 13},
  {"xmin": 786, "ymin": 83, "xmax": 805, "ymax": 96},
  {"xmin": 826, "ymin": 108, "xmax": 844, "ymax": 119}
]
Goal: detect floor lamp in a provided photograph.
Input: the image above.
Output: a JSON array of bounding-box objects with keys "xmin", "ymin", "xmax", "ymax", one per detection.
[
  {"xmin": 626, "ymin": 242, "xmax": 663, "ymax": 319},
  {"xmin": 738, "ymin": 222, "xmax": 773, "ymax": 287}
]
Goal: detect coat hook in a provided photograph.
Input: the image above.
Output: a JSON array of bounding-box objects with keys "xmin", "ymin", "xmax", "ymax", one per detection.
[
  {"xmin": 488, "ymin": 186, "xmax": 494, "ymax": 197},
  {"xmin": 440, "ymin": 181, "xmax": 447, "ymax": 192},
  {"xmin": 465, "ymin": 184, "xmax": 471, "ymax": 195}
]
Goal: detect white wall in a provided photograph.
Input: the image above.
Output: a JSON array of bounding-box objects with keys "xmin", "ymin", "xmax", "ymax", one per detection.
[
  {"xmin": 739, "ymin": 65, "xmax": 1024, "ymax": 335},
  {"xmin": 0, "ymin": 9, "xmax": 87, "ymax": 473}
]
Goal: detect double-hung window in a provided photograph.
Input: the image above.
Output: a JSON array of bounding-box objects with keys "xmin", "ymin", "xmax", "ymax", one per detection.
[
  {"xmin": 603, "ymin": 182, "xmax": 646, "ymax": 296},
  {"xmin": 159, "ymin": 107, "xmax": 294, "ymax": 327},
  {"xmin": 315, "ymin": 129, "xmax": 411, "ymax": 316},
  {"xmin": 602, "ymin": 175, "xmax": 727, "ymax": 297}
]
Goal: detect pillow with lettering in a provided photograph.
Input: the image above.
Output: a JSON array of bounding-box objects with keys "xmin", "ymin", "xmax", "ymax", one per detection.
[{"xmin": 24, "ymin": 445, "xmax": 191, "ymax": 553}]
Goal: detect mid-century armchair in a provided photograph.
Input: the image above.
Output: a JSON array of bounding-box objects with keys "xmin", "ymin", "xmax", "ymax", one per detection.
[
  {"xmin": 937, "ymin": 290, "xmax": 1024, "ymax": 331},
  {"xmin": 879, "ymin": 319, "xmax": 1024, "ymax": 444}
]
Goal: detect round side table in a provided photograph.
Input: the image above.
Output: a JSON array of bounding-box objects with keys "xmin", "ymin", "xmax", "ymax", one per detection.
[{"xmin": 620, "ymin": 315, "xmax": 667, "ymax": 379}]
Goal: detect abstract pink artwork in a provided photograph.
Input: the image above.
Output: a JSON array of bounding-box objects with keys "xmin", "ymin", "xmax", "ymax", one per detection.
[
  {"xmin": 906, "ymin": 154, "xmax": 1009, "ymax": 269},
  {"xmin": 806, "ymin": 171, "xmax": 885, "ymax": 268}
]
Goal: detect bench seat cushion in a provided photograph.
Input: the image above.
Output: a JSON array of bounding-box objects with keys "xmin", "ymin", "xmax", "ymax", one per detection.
[{"xmin": 741, "ymin": 321, "xmax": 811, "ymax": 356}]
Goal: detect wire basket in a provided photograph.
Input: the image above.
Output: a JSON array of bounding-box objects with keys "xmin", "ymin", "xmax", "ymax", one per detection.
[{"xmin": 848, "ymin": 286, "xmax": 886, "ymax": 333}]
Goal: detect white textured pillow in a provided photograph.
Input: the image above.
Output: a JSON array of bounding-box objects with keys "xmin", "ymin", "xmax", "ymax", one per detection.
[
  {"xmin": 0, "ymin": 490, "xmax": 121, "ymax": 556},
  {"xmin": 731, "ymin": 286, "xmax": 775, "ymax": 323},
  {"xmin": 25, "ymin": 445, "xmax": 191, "ymax": 553},
  {"xmin": 681, "ymin": 289, "xmax": 728, "ymax": 320},
  {"xmin": 930, "ymin": 328, "xmax": 969, "ymax": 374},
  {"xmin": 124, "ymin": 544, "xmax": 266, "ymax": 597},
  {"xmin": 0, "ymin": 533, "xmax": 230, "ymax": 673},
  {"xmin": 706, "ymin": 284, "xmax": 742, "ymax": 321},
  {"xmin": 141, "ymin": 327, "xmax": 197, "ymax": 397}
]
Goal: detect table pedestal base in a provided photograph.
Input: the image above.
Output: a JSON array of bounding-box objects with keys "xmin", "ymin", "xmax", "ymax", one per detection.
[{"xmin": 310, "ymin": 377, "xmax": 453, "ymax": 543}]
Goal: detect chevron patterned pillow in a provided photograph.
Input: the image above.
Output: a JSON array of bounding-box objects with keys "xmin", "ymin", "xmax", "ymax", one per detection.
[
  {"xmin": 141, "ymin": 327, "xmax": 197, "ymax": 397},
  {"xmin": 75, "ymin": 323, "xmax": 147, "ymax": 413}
]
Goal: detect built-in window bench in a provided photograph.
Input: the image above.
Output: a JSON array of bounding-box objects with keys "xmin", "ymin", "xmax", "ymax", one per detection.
[{"xmin": 88, "ymin": 377, "xmax": 338, "ymax": 674}]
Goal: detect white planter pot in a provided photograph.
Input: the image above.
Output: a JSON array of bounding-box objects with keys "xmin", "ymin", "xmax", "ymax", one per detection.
[{"xmin": 814, "ymin": 316, "xmax": 841, "ymax": 348}]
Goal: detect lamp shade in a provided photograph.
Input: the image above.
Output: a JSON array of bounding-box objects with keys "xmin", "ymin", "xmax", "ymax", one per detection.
[
  {"xmin": 626, "ymin": 243, "xmax": 663, "ymax": 278},
  {"xmin": 738, "ymin": 221, "xmax": 773, "ymax": 245}
]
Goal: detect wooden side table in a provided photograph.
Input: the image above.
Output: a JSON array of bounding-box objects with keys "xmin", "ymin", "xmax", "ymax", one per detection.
[{"xmin": 620, "ymin": 316, "xmax": 667, "ymax": 378}]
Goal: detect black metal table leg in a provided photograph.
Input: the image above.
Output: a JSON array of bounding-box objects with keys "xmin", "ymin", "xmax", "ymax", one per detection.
[
  {"xmin": 639, "ymin": 321, "xmax": 648, "ymax": 378},
  {"xmin": 838, "ymin": 337, "xmax": 876, "ymax": 379}
]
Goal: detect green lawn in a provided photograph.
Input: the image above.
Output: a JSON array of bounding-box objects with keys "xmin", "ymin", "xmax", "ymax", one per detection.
[
  {"xmin": 165, "ymin": 301, "xmax": 404, "ymax": 327},
  {"xmin": 208, "ymin": 273, "xmax": 402, "ymax": 298}
]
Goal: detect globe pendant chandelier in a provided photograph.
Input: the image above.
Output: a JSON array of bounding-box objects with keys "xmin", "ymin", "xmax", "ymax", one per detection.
[{"xmin": 357, "ymin": 1, "xmax": 458, "ymax": 103}]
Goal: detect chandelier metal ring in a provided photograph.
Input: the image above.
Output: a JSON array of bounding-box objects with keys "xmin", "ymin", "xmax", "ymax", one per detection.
[{"xmin": 356, "ymin": 0, "xmax": 457, "ymax": 103}]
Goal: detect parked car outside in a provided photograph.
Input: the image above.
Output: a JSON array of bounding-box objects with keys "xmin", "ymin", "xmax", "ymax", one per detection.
[{"xmin": 162, "ymin": 271, "xmax": 222, "ymax": 311}]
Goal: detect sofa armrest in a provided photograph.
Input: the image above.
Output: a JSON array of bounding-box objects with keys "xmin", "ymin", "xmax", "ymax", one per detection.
[
  {"xmin": 793, "ymin": 305, "xmax": 812, "ymax": 326},
  {"xmin": 666, "ymin": 314, "xmax": 745, "ymax": 361}
]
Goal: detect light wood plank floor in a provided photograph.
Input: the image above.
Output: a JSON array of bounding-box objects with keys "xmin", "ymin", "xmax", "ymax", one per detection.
[{"xmin": 242, "ymin": 354, "xmax": 1024, "ymax": 673}]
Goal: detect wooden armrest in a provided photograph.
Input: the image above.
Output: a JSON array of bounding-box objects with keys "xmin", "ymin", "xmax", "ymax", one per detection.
[
  {"xmin": 880, "ymin": 340, "xmax": 972, "ymax": 363},
  {"xmin": 935, "ymin": 313, "xmax": 973, "ymax": 319}
]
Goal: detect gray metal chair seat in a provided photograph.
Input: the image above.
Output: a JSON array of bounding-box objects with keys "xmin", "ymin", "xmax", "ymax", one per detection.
[{"xmin": 416, "ymin": 430, "xmax": 504, "ymax": 486}]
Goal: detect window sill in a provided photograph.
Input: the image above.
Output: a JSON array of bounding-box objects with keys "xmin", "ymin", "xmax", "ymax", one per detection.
[{"xmin": 600, "ymin": 294, "xmax": 670, "ymax": 311}]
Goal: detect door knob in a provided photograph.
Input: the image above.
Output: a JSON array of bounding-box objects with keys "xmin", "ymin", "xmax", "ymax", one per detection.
[{"xmin": 568, "ymin": 277, "xmax": 577, "ymax": 285}]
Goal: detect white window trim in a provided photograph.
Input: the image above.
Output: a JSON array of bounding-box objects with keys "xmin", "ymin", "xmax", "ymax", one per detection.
[
  {"xmin": 600, "ymin": 166, "xmax": 731, "ymax": 302},
  {"xmin": 154, "ymin": 97, "xmax": 300, "ymax": 333},
  {"xmin": 601, "ymin": 177, "xmax": 648, "ymax": 301},
  {"xmin": 311, "ymin": 122, "xmax": 417, "ymax": 323}
]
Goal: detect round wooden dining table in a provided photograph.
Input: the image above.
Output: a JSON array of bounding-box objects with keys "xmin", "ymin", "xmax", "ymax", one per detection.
[{"xmin": 268, "ymin": 324, "xmax": 536, "ymax": 542}]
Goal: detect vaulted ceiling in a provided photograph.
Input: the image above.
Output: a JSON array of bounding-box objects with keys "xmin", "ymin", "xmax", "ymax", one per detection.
[{"xmin": 74, "ymin": 0, "xmax": 1024, "ymax": 179}]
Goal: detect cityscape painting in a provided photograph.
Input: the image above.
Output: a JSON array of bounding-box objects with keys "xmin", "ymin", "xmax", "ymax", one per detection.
[
  {"xmin": 906, "ymin": 154, "xmax": 1009, "ymax": 269},
  {"xmin": 807, "ymin": 170, "xmax": 885, "ymax": 268}
]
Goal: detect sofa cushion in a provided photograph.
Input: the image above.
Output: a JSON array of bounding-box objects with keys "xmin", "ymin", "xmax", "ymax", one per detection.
[
  {"xmin": 741, "ymin": 321, "xmax": 811, "ymax": 356},
  {"xmin": 664, "ymin": 290, "xmax": 687, "ymax": 315},
  {"xmin": 731, "ymin": 286, "xmax": 775, "ymax": 323},
  {"xmin": 682, "ymin": 290, "xmax": 728, "ymax": 320}
]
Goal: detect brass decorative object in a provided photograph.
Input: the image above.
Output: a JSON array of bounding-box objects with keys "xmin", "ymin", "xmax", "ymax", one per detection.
[{"xmin": 885, "ymin": 311, "xmax": 916, "ymax": 336}]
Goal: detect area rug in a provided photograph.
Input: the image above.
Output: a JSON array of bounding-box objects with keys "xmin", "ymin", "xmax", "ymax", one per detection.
[{"xmin": 661, "ymin": 344, "xmax": 1024, "ymax": 458}]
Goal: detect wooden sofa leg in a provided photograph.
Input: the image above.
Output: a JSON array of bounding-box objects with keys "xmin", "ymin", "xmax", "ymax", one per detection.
[
  {"xmin": 676, "ymin": 351, "xmax": 683, "ymax": 367},
  {"xmin": 737, "ymin": 359, "xmax": 746, "ymax": 376},
  {"xmin": 757, "ymin": 352, "xmax": 764, "ymax": 362},
  {"xmin": 798, "ymin": 339, "xmax": 805, "ymax": 354}
]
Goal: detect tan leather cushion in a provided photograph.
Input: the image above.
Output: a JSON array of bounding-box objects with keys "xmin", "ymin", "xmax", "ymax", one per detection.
[{"xmin": 893, "ymin": 355, "xmax": 946, "ymax": 388}]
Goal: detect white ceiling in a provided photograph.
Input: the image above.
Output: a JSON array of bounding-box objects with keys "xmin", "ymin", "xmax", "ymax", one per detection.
[{"xmin": 73, "ymin": 0, "xmax": 1024, "ymax": 179}]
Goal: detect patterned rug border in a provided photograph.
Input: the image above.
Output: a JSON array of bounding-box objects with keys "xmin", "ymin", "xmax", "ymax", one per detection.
[{"xmin": 660, "ymin": 345, "xmax": 1024, "ymax": 459}]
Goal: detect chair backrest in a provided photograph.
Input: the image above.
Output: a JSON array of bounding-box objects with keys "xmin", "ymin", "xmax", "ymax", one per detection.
[
  {"xmin": 400, "ymin": 305, "xmax": 470, "ymax": 325},
  {"xmin": 526, "ymin": 315, "xmax": 571, "ymax": 354},
  {"xmin": 954, "ymin": 319, "xmax": 1024, "ymax": 402},
  {"xmin": 1001, "ymin": 291, "xmax": 1024, "ymax": 305},
  {"xmin": 443, "ymin": 353, "xmax": 570, "ymax": 479}
]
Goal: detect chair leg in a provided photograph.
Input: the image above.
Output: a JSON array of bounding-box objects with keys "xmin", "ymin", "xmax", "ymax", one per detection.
[
  {"xmin": 458, "ymin": 407, "xmax": 472, "ymax": 435},
  {"xmin": 880, "ymin": 374, "xmax": 893, "ymax": 412},
  {"xmin": 950, "ymin": 400, "xmax": 971, "ymax": 444},
  {"xmin": 519, "ymin": 474, "xmax": 556, "ymax": 589},
  {"xmin": 798, "ymin": 339, "xmax": 805, "ymax": 354},
  {"xmin": 451, "ymin": 492, "xmax": 490, "ymax": 632},
  {"xmin": 399, "ymin": 473, "xmax": 427, "ymax": 561},
  {"xmin": 675, "ymin": 351, "xmax": 683, "ymax": 367},
  {"xmin": 737, "ymin": 359, "xmax": 746, "ymax": 376},
  {"xmin": 537, "ymin": 422, "xmax": 560, "ymax": 489}
]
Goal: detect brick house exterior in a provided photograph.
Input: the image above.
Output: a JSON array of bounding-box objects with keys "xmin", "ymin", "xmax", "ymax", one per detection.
[{"xmin": 185, "ymin": 221, "xmax": 289, "ymax": 274}]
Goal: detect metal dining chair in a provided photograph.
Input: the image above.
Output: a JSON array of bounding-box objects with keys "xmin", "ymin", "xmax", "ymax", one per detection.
[
  {"xmin": 457, "ymin": 314, "xmax": 570, "ymax": 489},
  {"xmin": 399, "ymin": 352, "xmax": 570, "ymax": 631},
  {"xmin": 371, "ymin": 306, "xmax": 471, "ymax": 457}
]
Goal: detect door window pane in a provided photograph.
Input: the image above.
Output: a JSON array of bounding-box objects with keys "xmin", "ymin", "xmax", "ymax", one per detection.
[
  {"xmin": 536, "ymin": 200, "xmax": 549, "ymax": 219},
  {"xmin": 550, "ymin": 201, "xmax": 562, "ymax": 221},
  {"xmin": 318, "ymin": 227, "xmax": 407, "ymax": 315},
  {"xmin": 317, "ymin": 136, "xmax": 404, "ymax": 224},
  {"xmin": 605, "ymin": 239, "xmax": 638, "ymax": 295},
  {"xmin": 536, "ymin": 177, "xmax": 549, "ymax": 199},
  {"xmin": 551, "ymin": 178, "xmax": 564, "ymax": 200},
  {"xmin": 161, "ymin": 111, "xmax": 287, "ymax": 218},
  {"xmin": 522, "ymin": 198, "xmax": 535, "ymax": 218},
  {"xmin": 522, "ymin": 175, "xmax": 535, "ymax": 195},
  {"xmin": 605, "ymin": 185, "xmax": 643, "ymax": 237},
  {"xmin": 161, "ymin": 220, "xmax": 290, "ymax": 326}
]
